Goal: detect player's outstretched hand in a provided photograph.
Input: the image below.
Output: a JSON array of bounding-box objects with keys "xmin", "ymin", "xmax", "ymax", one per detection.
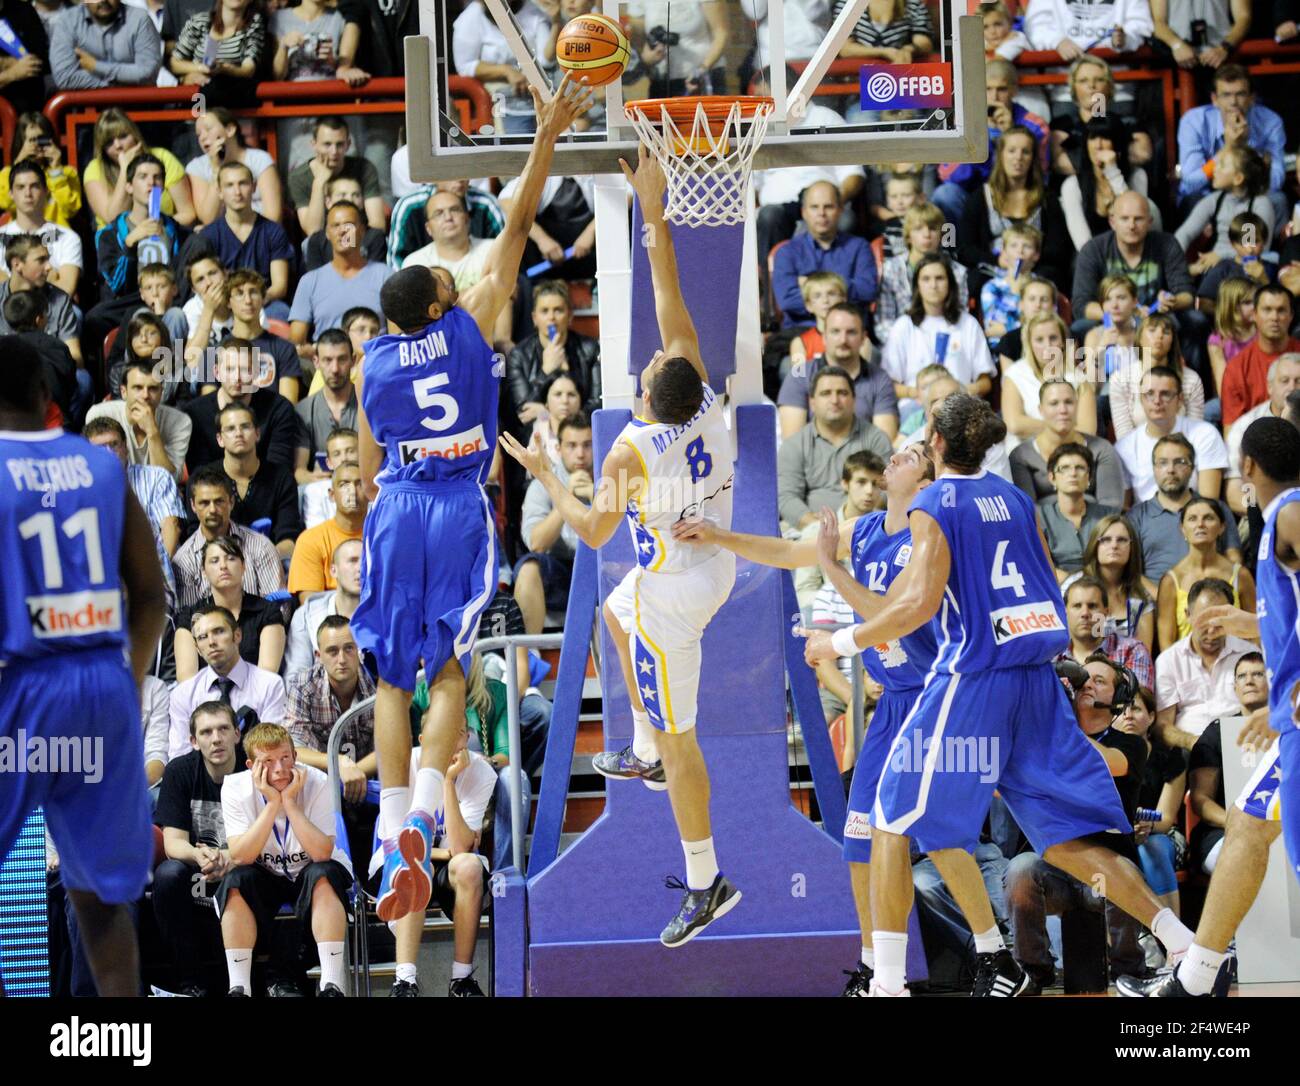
[
  {"xmin": 795, "ymin": 626, "xmax": 841, "ymax": 666},
  {"xmin": 1191, "ymin": 602, "xmax": 1258, "ymax": 641},
  {"xmin": 1237, "ymin": 705, "xmax": 1279, "ymax": 752},
  {"xmin": 671, "ymin": 515, "xmax": 716, "ymax": 546},
  {"xmin": 619, "ymin": 144, "xmax": 667, "ymax": 215},
  {"xmin": 499, "ymin": 430, "xmax": 550, "ymax": 478},
  {"xmin": 815, "ymin": 507, "xmax": 840, "ymax": 573},
  {"xmin": 534, "ymin": 72, "xmax": 597, "ymax": 139}
]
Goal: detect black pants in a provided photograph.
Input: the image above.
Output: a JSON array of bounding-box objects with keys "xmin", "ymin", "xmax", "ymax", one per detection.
[{"xmin": 151, "ymin": 858, "xmax": 223, "ymax": 986}]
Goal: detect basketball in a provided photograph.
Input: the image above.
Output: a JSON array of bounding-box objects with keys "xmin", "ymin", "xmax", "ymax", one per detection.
[{"xmin": 556, "ymin": 13, "xmax": 630, "ymax": 87}]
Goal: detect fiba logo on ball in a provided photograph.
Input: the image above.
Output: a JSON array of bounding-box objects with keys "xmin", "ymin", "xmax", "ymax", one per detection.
[{"xmin": 866, "ymin": 72, "xmax": 897, "ymax": 103}]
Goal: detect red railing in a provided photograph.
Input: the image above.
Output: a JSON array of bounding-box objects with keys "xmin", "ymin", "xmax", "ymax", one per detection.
[
  {"xmin": 0, "ymin": 96, "xmax": 16, "ymax": 166},
  {"xmin": 1175, "ymin": 39, "xmax": 1300, "ymax": 118}
]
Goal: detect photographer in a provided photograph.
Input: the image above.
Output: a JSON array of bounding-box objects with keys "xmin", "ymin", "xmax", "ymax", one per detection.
[
  {"xmin": 625, "ymin": 2, "xmax": 729, "ymax": 99},
  {"xmin": 1003, "ymin": 656, "xmax": 1149, "ymax": 992}
]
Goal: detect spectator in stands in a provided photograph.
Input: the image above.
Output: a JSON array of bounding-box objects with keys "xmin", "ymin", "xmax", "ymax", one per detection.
[
  {"xmin": 154, "ymin": 701, "xmax": 242, "ymax": 998},
  {"xmin": 1197, "ymin": 213, "xmax": 1274, "ymax": 319},
  {"xmin": 1221, "ymin": 284, "xmax": 1299, "ymax": 427},
  {"xmin": 0, "ymin": 235, "xmax": 82, "ymax": 367},
  {"xmin": 1058, "ymin": 113, "xmax": 1158, "ymax": 254},
  {"xmin": 304, "ymin": 176, "xmax": 387, "ymax": 271},
  {"xmin": 49, "ymin": 0, "xmax": 162, "ymax": 90},
  {"xmin": 1156, "ymin": 497, "xmax": 1254, "ymax": 648},
  {"xmin": 286, "ymin": 538, "xmax": 362, "ymax": 676},
  {"xmin": 979, "ymin": 223, "xmax": 1043, "ymax": 352},
  {"xmin": 218, "ymin": 722, "xmax": 353, "ymax": 998},
  {"xmin": 197, "ymin": 161, "xmax": 295, "ymax": 321},
  {"xmin": 1207, "ymin": 275, "xmax": 1258, "ymax": 402},
  {"xmin": 1117, "ymin": 369, "xmax": 1229, "ymax": 503},
  {"xmin": 225, "ymin": 268, "xmax": 301, "ymax": 403},
  {"xmin": 182, "ymin": 254, "xmax": 241, "ymax": 365},
  {"xmin": 506, "ymin": 280, "xmax": 601, "ymax": 426},
  {"xmin": 1176, "ymin": 65, "xmax": 1287, "ymax": 226},
  {"xmin": 0, "ymin": 157, "xmax": 83, "ymax": 296},
  {"xmin": 1, "ymin": 292, "xmax": 77, "ymax": 426},
  {"xmin": 881, "ymin": 254, "xmax": 995, "ymax": 408},
  {"xmin": 167, "ymin": 0, "xmax": 266, "ymax": 107},
  {"xmin": 1128, "ymin": 432, "xmax": 1242, "ymax": 584},
  {"xmin": 1012, "ymin": 378, "xmax": 1125, "ymax": 505},
  {"xmin": 836, "ymin": 0, "xmax": 934, "ymax": 65},
  {"xmin": 1178, "ymin": 146, "xmax": 1274, "ymax": 278},
  {"xmin": 388, "ymin": 177, "xmax": 503, "ymax": 271},
  {"xmin": 1186, "ymin": 652, "xmax": 1268, "ymax": 874},
  {"xmin": 186, "ymin": 107, "xmax": 283, "ymax": 226},
  {"xmin": 88, "ymin": 360, "xmax": 192, "ymax": 478},
  {"xmin": 1151, "ymin": 0, "xmax": 1251, "ymax": 70},
  {"xmin": 1050, "ymin": 55, "xmax": 1154, "ymax": 176},
  {"xmin": 995, "ymin": 274, "xmax": 1058, "ymax": 371},
  {"xmin": 525, "ymin": 373, "xmax": 581, "ymax": 473},
  {"xmin": 285, "ymin": 614, "xmax": 377, "ymax": 866},
  {"xmin": 498, "ymin": 171, "xmax": 597, "ymax": 285},
  {"xmin": 0, "ymin": 0, "xmax": 48, "ymax": 115},
  {"xmin": 205, "ymin": 400, "xmax": 303, "ymax": 556},
  {"xmin": 289, "ymin": 202, "xmax": 391, "ymax": 359},
  {"xmin": 132, "ymin": 0, "xmax": 178, "ymax": 87},
  {"xmin": 867, "ymin": 172, "xmax": 922, "ymax": 261},
  {"xmin": 1057, "ymin": 576, "xmax": 1154, "ymax": 687},
  {"xmin": 105, "ymin": 310, "xmax": 180, "ymax": 406},
  {"xmin": 1154, "ymin": 577, "xmax": 1254, "ymax": 750},
  {"xmin": 741, "ymin": 0, "xmax": 830, "ymax": 64},
  {"xmin": 1225, "ymin": 354, "xmax": 1300, "ymax": 513},
  {"xmin": 772, "ymin": 181, "xmax": 878, "ymax": 327},
  {"xmin": 173, "ymin": 464, "xmax": 285, "ymax": 608},
  {"xmin": 786, "ymin": 272, "xmax": 848, "ymax": 375},
  {"xmin": 1025, "ymin": 0, "xmax": 1152, "ymax": 59},
  {"xmin": 85, "ymin": 414, "xmax": 184, "ymax": 608},
  {"xmin": 302, "ymin": 428, "xmax": 358, "ymax": 528},
  {"xmin": 982, "ymin": 0, "xmax": 1028, "ymax": 59},
  {"xmin": 875, "ymin": 203, "xmax": 970, "ymax": 342},
  {"xmin": 1, "ymin": 116, "xmax": 82, "ymax": 233},
  {"xmin": 295, "ymin": 330, "xmax": 358, "ymax": 482},
  {"xmin": 625, "ymin": 1, "xmax": 730, "ymax": 99},
  {"xmin": 1005, "ymin": 653, "xmax": 1149, "ymax": 992},
  {"xmin": 777, "ymin": 303, "xmax": 899, "ymax": 441},
  {"xmin": 515, "ymin": 413, "xmax": 592, "ymax": 633},
  {"xmin": 186, "ymin": 338, "xmax": 299, "ymax": 471},
  {"xmin": 288, "ymin": 462, "xmax": 366, "ymax": 603},
  {"xmin": 918, "ymin": 369, "xmax": 1015, "ymax": 480},
  {"xmin": 175, "ymin": 535, "xmax": 287, "ymax": 680},
  {"xmin": 777, "ymin": 366, "xmax": 894, "ymax": 529},
  {"xmin": 288, "ymin": 117, "xmax": 386, "ymax": 237},
  {"xmin": 1039, "ymin": 444, "xmax": 1119, "ymax": 577},
  {"xmin": 795, "ymin": 449, "xmax": 884, "ymax": 614},
  {"xmin": 1004, "ymin": 313, "xmax": 1098, "ymax": 441},
  {"xmin": 103, "ymin": 264, "xmax": 189, "ymax": 387},
  {"xmin": 168, "ymin": 605, "xmax": 288, "ymax": 759},
  {"xmin": 450, "ymin": 0, "xmax": 551, "ymax": 134},
  {"xmin": 932, "ymin": 58, "xmax": 1049, "ymax": 225},
  {"xmin": 1110, "ymin": 313, "xmax": 1207, "ymax": 439},
  {"xmin": 1070, "ymin": 513, "xmax": 1158, "ymax": 649},
  {"xmin": 82, "ymin": 108, "xmax": 195, "ymax": 229}
]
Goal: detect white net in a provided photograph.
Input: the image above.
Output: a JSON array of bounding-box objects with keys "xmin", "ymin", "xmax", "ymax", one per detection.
[{"xmin": 624, "ymin": 97, "xmax": 775, "ymax": 228}]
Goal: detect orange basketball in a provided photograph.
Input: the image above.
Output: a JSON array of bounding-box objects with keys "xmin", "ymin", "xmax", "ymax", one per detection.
[{"xmin": 556, "ymin": 13, "xmax": 630, "ymax": 87}]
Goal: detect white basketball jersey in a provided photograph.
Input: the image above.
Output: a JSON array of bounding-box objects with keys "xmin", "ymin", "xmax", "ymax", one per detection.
[{"xmin": 617, "ymin": 384, "xmax": 735, "ymax": 575}]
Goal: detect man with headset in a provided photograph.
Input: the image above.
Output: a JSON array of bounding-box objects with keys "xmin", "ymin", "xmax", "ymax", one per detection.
[{"xmin": 1002, "ymin": 655, "xmax": 1151, "ymax": 993}]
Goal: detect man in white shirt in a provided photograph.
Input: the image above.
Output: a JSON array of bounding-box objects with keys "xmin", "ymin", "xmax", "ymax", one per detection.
[
  {"xmin": 1154, "ymin": 578, "xmax": 1255, "ymax": 750},
  {"xmin": 302, "ymin": 427, "xmax": 358, "ymax": 526},
  {"xmin": 1116, "ymin": 366, "xmax": 1228, "ymax": 503},
  {"xmin": 285, "ymin": 538, "xmax": 362, "ymax": 677},
  {"xmin": 168, "ymin": 605, "xmax": 288, "ymax": 760},
  {"xmin": 0, "ymin": 160, "xmax": 83, "ymax": 296},
  {"xmin": 400, "ymin": 188, "xmax": 493, "ymax": 284},
  {"xmin": 218, "ymin": 722, "xmax": 353, "ymax": 997},
  {"xmin": 85, "ymin": 360, "xmax": 192, "ymax": 479},
  {"xmin": 1225, "ymin": 353, "xmax": 1300, "ymax": 514}
]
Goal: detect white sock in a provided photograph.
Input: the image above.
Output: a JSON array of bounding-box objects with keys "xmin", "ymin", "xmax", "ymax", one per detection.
[
  {"xmin": 318, "ymin": 941, "xmax": 345, "ymax": 991},
  {"xmin": 1176, "ymin": 943, "xmax": 1226, "ymax": 996},
  {"xmin": 873, "ymin": 930, "xmax": 907, "ymax": 993},
  {"xmin": 225, "ymin": 949, "xmax": 252, "ymax": 992},
  {"xmin": 379, "ymin": 787, "xmax": 410, "ymax": 840},
  {"xmin": 412, "ymin": 768, "xmax": 444, "ymax": 816},
  {"xmin": 973, "ymin": 925, "xmax": 1006, "ymax": 955},
  {"xmin": 861, "ymin": 945, "xmax": 875, "ymax": 970},
  {"xmin": 1151, "ymin": 907, "xmax": 1194, "ymax": 959},
  {"xmin": 682, "ymin": 836, "xmax": 719, "ymax": 891},
  {"xmin": 631, "ymin": 709, "xmax": 658, "ymax": 763},
  {"xmin": 395, "ymin": 962, "xmax": 418, "ymax": 986},
  {"xmin": 451, "ymin": 960, "xmax": 473, "ymax": 981}
]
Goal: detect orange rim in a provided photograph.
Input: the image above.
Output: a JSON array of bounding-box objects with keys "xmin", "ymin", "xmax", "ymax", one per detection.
[{"xmin": 625, "ymin": 95, "xmax": 775, "ymax": 124}]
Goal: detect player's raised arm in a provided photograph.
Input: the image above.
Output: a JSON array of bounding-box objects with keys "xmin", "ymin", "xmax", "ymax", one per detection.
[
  {"xmin": 670, "ymin": 507, "xmax": 857, "ymax": 570},
  {"xmin": 463, "ymin": 74, "xmax": 596, "ymax": 341},
  {"xmin": 620, "ymin": 146, "xmax": 705, "ymax": 380}
]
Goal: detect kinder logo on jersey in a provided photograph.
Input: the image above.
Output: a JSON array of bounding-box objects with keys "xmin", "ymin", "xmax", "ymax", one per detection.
[
  {"xmin": 990, "ymin": 601, "xmax": 1063, "ymax": 644},
  {"xmin": 860, "ymin": 64, "xmax": 953, "ymax": 110},
  {"xmin": 397, "ymin": 425, "xmax": 487, "ymax": 464},
  {"xmin": 27, "ymin": 590, "xmax": 122, "ymax": 639}
]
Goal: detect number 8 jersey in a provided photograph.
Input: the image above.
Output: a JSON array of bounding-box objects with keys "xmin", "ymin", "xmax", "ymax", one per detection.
[{"xmin": 617, "ymin": 384, "xmax": 734, "ymax": 575}]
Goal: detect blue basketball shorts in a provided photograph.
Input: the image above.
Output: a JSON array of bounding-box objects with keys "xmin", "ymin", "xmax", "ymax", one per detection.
[
  {"xmin": 871, "ymin": 664, "xmax": 1131, "ymax": 855},
  {"xmin": 843, "ymin": 684, "xmax": 922, "ymax": 863},
  {"xmin": 1278, "ymin": 728, "xmax": 1300, "ymax": 885},
  {"xmin": 0, "ymin": 648, "xmax": 151, "ymax": 904},
  {"xmin": 352, "ymin": 480, "xmax": 499, "ymax": 690},
  {"xmin": 1234, "ymin": 739, "xmax": 1282, "ymax": 823}
]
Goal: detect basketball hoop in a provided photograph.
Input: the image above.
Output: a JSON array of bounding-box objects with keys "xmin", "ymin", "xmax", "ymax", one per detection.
[{"xmin": 624, "ymin": 95, "xmax": 775, "ymax": 228}]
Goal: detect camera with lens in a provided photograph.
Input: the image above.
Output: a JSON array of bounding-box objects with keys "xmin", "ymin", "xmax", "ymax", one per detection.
[{"xmin": 648, "ymin": 25, "xmax": 680, "ymax": 48}]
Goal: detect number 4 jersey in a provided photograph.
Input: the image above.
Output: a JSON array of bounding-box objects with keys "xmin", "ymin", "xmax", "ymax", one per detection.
[
  {"xmin": 616, "ymin": 384, "xmax": 735, "ymax": 575},
  {"xmin": 1, "ymin": 430, "xmax": 128, "ymax": 664},
  {"xmin": 909, "ymin": 470, "xmax": 1069, "ymax": 673}
]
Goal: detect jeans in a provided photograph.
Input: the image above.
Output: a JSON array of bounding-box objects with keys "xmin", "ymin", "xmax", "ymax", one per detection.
[
  {"xmin": 1004, "ymin": 850, "xmax": 1145, "ymax": 979},
  {"xmin": 912, "ymin": 842, "xmax": 1011, "ymax": 963},
  {"xmin": 519, "ymin": 692, "xmax": 552, "ymax": 778},
  {"xmin": 490, "ymin": 766, "xmax": 532, "ymax": 872},
  {"xmin": 70, "ymin": 369, "xmax": 93, "ymax": 431},
  {"xmin": 1138, "ymin": 833, "xmax": 1179, "ymax": 896},
  {"xmin": 930, "ymin": 181, "xmax": 971, "ymax": 227}
]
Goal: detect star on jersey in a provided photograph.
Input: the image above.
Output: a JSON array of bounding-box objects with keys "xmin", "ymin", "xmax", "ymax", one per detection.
[
  {"xmin": 638, "ymin": 659, "xmax": 653, "ymax": 675},
  {"xmin": 640, "ymin": 684, "xmax": 656, "ymax": 702},
  {"xmin": 639, "ymin": 540, "xmax": 654, "ymax": 554}
]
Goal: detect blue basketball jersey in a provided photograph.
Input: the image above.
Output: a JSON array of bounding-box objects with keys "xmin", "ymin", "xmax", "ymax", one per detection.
[
  {"xmin": 849, "ymin": 511, "xmax": 935, "ymax": 690},
  {"xmin": 361, "ymin": 306, "xmax": 498, "ymax": 487},
  {"xmin": 1256, "ymin": 487, "xmax": 1300, "ymax": 734},
  {"xmin": 0, "ymin": 430, "xmax": 128, "ymax": 664},
  {"xmin": 909, "ymin": 470, "xmax": 1068, "ymax": 672}
]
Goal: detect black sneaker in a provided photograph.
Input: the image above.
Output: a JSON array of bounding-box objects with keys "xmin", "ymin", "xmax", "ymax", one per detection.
[
  {"xmin": 177, "ymin": 982, "xmax": 207, "ymax": 998},
  {"xmin": 449, "ymin": 974, "xmax": 485, "ymax": 997},
  {"xmin": 972, "ymin": 949, "xmax": 1030, "ymax": 997},
  {"xmin": 1213, "ymin": 954, "xmax": 1236, "ymax": 997},
  {"xmin": 592, "ymin": 745, "xmax": 668, "ymax": 791},
  {"xmin": 841, "ymin": 962, "xmax": 873, "ymax": 997},
  {"xmin": 659, "ymin": 873, "xmax": 742, "ymax": 948},
  {"xmin": 1116, "ymin": 968, "xmax": 1199, "ymax": 997},
  {"xmin": 318, "ymin": 983, "xmax": 345, "ymax": 997},
  {"xmin": 390, "ymin": 978, "xmax": 421, "ymax": 998},
  {"xmin": 227, "ymin": 986, "xmax": 249, "ymax": 998},
  {"xmin": 266, "ymin": 979, "xmax": 304, "ymax": 998}
]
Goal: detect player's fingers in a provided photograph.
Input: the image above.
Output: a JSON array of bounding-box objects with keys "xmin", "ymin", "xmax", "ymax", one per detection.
[
  {"xmin": 793, "ymin": 626, "xmax": 814, "ymax": 640},
  {"xmin": 618, "ymin": 157, "xmax": 635, "ymax": 184}
]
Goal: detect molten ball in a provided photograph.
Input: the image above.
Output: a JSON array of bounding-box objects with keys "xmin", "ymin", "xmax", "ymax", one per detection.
[{"xmin": 556, "ymin": 13, "xmax": 630, "ymax": 88}]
